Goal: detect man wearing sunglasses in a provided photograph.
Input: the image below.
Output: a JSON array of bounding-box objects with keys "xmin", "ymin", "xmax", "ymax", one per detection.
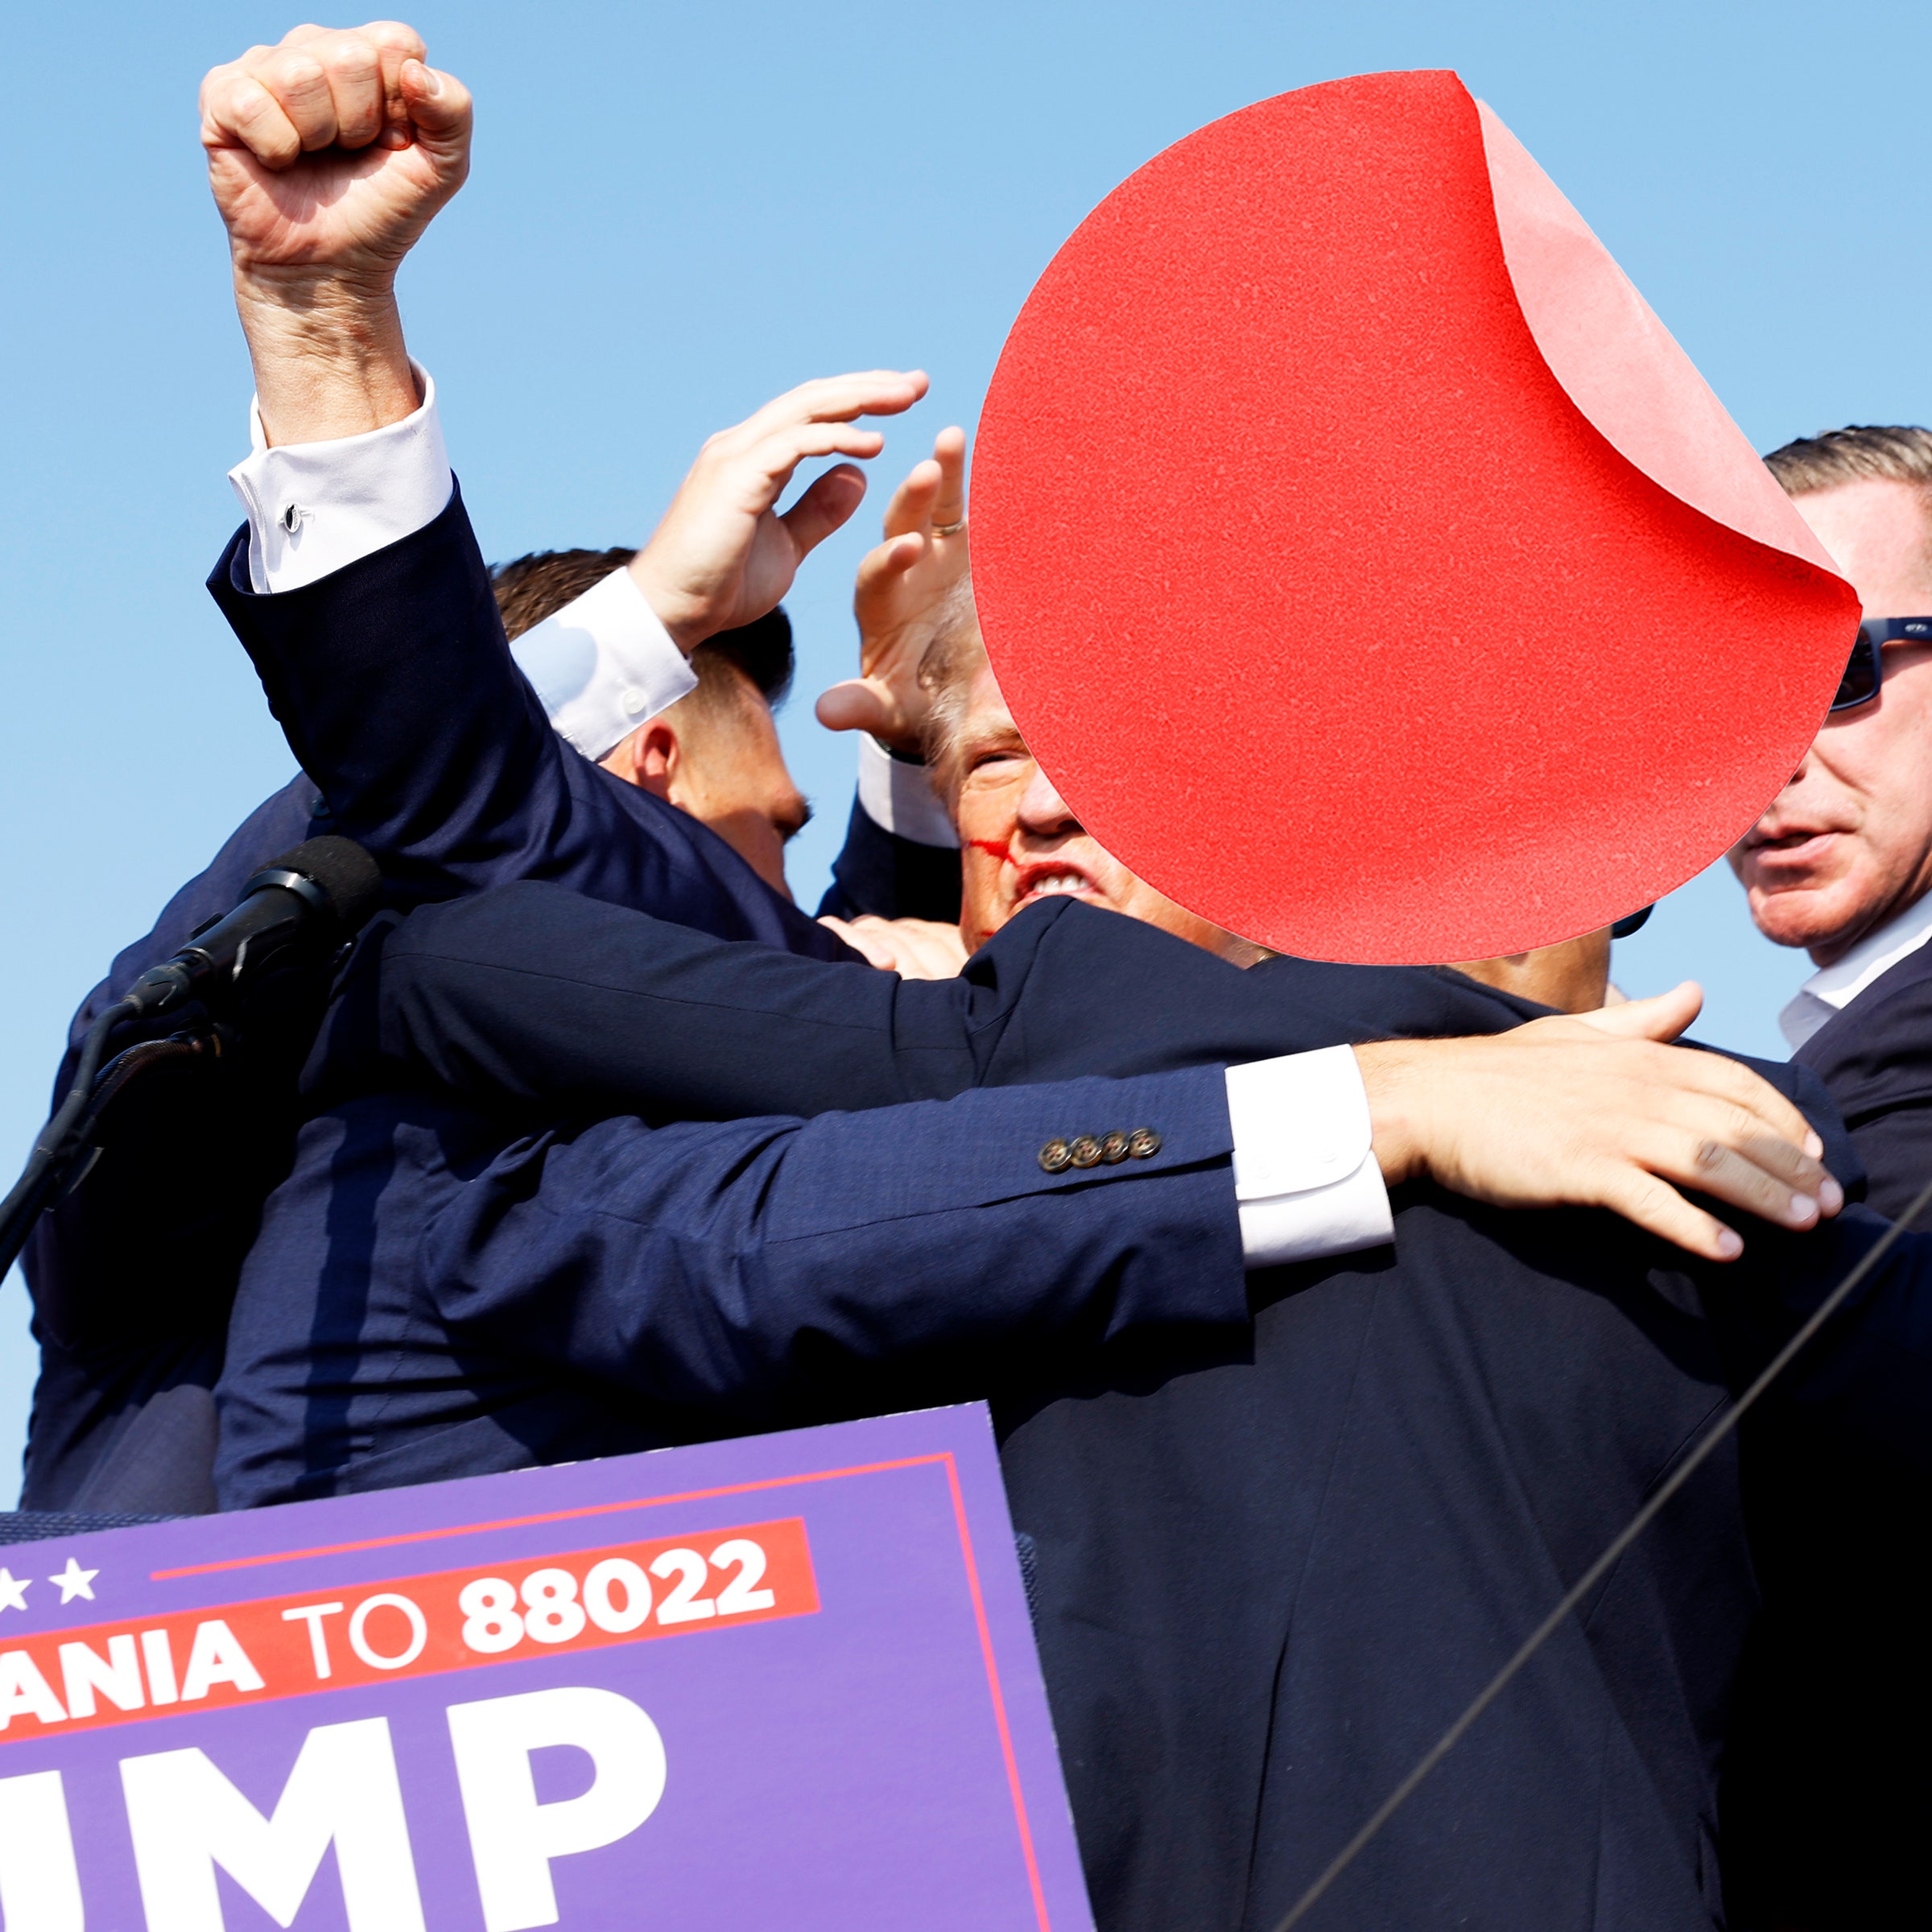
[
  {"xmin": 1732, "ymin": 427, "xmax": 1932, "ymax": 1211},
  {"xmin": 1724, "ymin": 424, "xmax": 1932, "ymax": 1932}
]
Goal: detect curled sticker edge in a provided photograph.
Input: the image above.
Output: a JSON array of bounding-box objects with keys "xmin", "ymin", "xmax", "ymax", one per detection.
[{"xmin": 1476, "ymin": 96, "xmax": 1842, "ymax": 580}]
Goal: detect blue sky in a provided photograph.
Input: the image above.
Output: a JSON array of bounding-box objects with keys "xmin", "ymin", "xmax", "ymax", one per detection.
[{"xmin": 1, "ymin": 0, "xmax": 1926, "ymax": 1504}]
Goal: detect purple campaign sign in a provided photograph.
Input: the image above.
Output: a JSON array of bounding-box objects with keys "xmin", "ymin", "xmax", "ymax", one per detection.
[{"xmin": 0, "ymin": 1405, "xmax": 1095, "ymax": 1931}]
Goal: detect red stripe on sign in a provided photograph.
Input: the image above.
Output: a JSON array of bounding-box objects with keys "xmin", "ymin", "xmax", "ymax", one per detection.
[
  {"xmin": 0, "ymin": 1518, "xmax": 815, "ymax": 1745},
  {"xmin": 941, "ymin": 1455, "xmax": 1051, "ymax": 1932}
]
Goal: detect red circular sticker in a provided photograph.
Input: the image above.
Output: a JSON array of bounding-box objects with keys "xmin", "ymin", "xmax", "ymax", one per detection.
[{"xmin": 972, "ymin": 70, "xmax": 1856, "ymax": 963}]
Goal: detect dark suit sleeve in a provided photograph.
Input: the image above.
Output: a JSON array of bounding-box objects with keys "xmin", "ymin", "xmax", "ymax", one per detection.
[
  {"xmin": 1797, "ymin": 970, "xmax": 1932, "ymax": 1224},
  {"xmin": 815, "ymin": 791, "xmax": 963, "ymax": 923},
  {"xmin": 204, "ymin": 489, "xmax": 854, "ymax": 961},
  {"xmin": 20, "ymin": 775, "xmax": 327, "ymax": 1514},
  {"xmin": 206, "ymin": 488, "xmax": 557, "ymax": 906},
  {"xmin": 421, "ymin": 1067, "xmax": 1244, "ymax": 1415},
  {"xmin": 332, "ymin": 881, "xmax": 981, "ymax": 1120},
  {"xmin": 24, "ymin": 781, "xmax": 323, "ymax": 1363},
  {"xmin": 1843, "ymin": 1089, "xmax": 1932, "ymax": 1226},
  {"xmin": 1688, "ymin": 1179, "xmax": 1932, "ymax": 1477},
  {"xmin": 345, "ymin": 881, "xmax": 1435, "ymax": 1124},
  {"xmin": 353, "ymin": 886, "xmax": 1877, "ymax": 1176}
]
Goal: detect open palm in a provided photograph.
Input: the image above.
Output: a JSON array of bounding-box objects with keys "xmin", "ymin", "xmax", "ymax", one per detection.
[
  {"xmin": 817, "ymin": 427, "xmax": 971, "ymax": 753},
  {"xmin": 629, "ymin": 372, "xmax": 930, "ymax": 650}
]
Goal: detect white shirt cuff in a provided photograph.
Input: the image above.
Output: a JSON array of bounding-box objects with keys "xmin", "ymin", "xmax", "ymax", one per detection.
[
  {"xmin": 510, "ymin": 568, "xmax": 699, "ymax": 761},
  {"xmin": 1224, "ymin": 1046, "xmax": 1394, "ymax": 1268},
  {"xmin": 856, "ymin": 734, "xmax": 961, "ymax": 848},
  {"xmin": 228, "ymin": 363, "xmax": 452, "ymax": 595}
]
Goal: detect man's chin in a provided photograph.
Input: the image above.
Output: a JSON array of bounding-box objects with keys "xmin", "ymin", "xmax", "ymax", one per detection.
[
  {"xmin": 1745, "ymin": 881, "xmax": 1868, "ymax": 955},
  {"xmin": 961, "ymin": 892, "xmax": 1085, "ymax": 950}
]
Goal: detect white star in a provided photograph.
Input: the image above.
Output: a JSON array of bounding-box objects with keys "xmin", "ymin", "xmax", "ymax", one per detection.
[
  {"xmin": 0, "ymin": 1571, "xmax": 29, "ymax": 1612},
  {"xmin": 47, "ymin": 1559, "xmax": 97, "ymax": 1605}
]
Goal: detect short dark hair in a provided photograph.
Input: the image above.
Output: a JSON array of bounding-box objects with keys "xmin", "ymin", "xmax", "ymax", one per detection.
[
  {"xmin": 489, "ymin": 547, "xmax": 795, "ymax": 709},
  {"xmin": 1764, "ymin": 425, "xmax": 1932, "ymax": 502}
]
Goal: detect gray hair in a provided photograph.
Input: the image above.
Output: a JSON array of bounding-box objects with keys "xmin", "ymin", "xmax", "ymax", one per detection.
[{"xmin": 915, "ymin": 576, "xmax": 992, "ymax": 803}]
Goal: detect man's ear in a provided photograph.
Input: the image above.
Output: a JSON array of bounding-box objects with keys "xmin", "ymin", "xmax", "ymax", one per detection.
[{"xmin": 600, "ymin": 718, "xmax": 682, "ymax": 801}]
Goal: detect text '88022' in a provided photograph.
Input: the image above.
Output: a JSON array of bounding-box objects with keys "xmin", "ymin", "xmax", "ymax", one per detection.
[{"xmin": 0, "ymin": 1520, "xmax": 816, "ymax": 1744}]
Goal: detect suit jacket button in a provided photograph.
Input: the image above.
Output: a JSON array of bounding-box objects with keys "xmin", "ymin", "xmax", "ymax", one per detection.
[
  {"xmin": 1068, "ymin": 1135, "xmax": 1104, "ymax": 1168},
  {"xmin": 1038, "ymin": 1139, "xmax": 1074, "ymax": 1173},
  {"xmin": 1100, "ymin": 1131, "xmax": 1131, "ymax": 1164},
  {"xmin": 1127, "ymin": 1128, "xmax": 1162, "ymax": 1160}
]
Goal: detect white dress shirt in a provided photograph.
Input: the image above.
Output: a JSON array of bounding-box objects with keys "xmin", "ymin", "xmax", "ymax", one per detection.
[
  {"xmin": 228, "ymin": 377, "xmax": 694, "ymax": 759},
  {"xmin": 1781, "ymin": 890, "xmax": 1932, "ymax": 1051},
  {"xmin": 509, "ymin": 567, "xmax": 698, "ymax": 762},
  {"xmin": 227, "ymin": 364, "xmax": 454, "ymax": 595},
  {"xmin": 1225, "ymin": 1046, "xmax": 1392, "ymax": 1264},
  {"xmin": 857, "ymin": 734, "xmax": 962, "ymax": 849},
  {"xmin": 225, "ymin": 378, "xmax": 1395, "ymax": 1269}
]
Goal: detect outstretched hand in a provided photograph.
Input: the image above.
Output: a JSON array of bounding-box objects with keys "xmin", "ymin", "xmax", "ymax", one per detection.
[
  {"xmin": 200, "ymin": 23, "xmax": 472, "ymax": 287},
  {"xmin": 628, "ymin": 373, "xmax": 930, "ymax": 652},
  {"xmin": 1355, "ymin": 980, "xmax": 1844, "ymax": 1262},
  {"xmin": 816, "ymin": 427, "xmax": 971, "ymax": 754}
]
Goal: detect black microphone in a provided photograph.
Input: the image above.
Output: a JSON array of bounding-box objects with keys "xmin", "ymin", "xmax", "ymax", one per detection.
[
  {"xmin": 124, "ymin": 836, "xmax": 383, "ymax": 1020},
  {"xmin": 0, "ymin": 837, "xmax": 380, "ymax": 1274}
]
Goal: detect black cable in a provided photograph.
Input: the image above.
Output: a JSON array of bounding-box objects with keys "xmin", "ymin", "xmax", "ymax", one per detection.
[
  {"xmin": 0, "ymin": 996, "xmax": 139, "ymax": 1278},
  {"xmin": 1269, "ymin": 1166, "xmax": 1932, "ymax": 1932}
]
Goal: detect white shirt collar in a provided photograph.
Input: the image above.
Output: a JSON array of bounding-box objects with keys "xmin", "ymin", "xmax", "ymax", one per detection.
[{"xmin": 1780, "ymin": 889, "xmax": 1932, "ymax": 1051}]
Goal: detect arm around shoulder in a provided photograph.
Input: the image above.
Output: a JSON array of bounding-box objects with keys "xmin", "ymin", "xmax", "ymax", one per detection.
[{"xmin": 419, "ymin": 1066, "xmax": 1247, "ymax": 1415}]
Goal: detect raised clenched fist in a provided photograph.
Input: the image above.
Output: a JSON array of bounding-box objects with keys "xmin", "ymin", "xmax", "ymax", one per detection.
[{"xmin": 199, "ymin": 22, "xmax": 472, "ymax": 287}]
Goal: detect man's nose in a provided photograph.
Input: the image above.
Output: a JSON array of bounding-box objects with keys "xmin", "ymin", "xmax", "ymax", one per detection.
[
  {"xmin": 1744, "ymin": 749, "xmax": 1816, "ymax": 840},
  {"xmin": 1015, "ymin": 761, "xmax": 1080, "ymax": 836}
]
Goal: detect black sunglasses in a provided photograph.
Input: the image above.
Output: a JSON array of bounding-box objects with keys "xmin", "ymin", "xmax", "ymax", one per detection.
[{"xmin": 1832, "ymin": 617, "xmax": 1932, "ymax": 711}]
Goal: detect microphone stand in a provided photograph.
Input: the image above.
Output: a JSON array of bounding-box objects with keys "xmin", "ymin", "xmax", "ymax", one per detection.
[
  {"xmin": 0, "ymin": 834, "xmax": 380, "ymax": 1284},
  {"xmin": 0, "ymin": 1009, "xmax": 221, "ymax": 1280}
]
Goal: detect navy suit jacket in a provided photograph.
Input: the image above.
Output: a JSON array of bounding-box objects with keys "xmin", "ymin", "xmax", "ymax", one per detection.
[
  {"xmin": 19, "ymin": 774, "xmax": 324, "ymax": 1513},
  {"xmin": 214, "ymin": 1051, "xmax": 1248, "ymax": 1507},
  {"xmin": 815, "ymin": 791, "xmax": 963, "ymax": 924},
  {"xmin": 23, "ymin": 487, "xmax": 853, "ymax": 1511},
  {"xmin": 83, "ymin": 488, "xmax": 1931, "ymax": 1929},
  {"xmin": 319, "ymin": 878, "xmax": 1932, "ymax": 1932},
  {"xmin": 204, "ymin": 485, "xmax": 854, "ymax": 962},
  {"xmin": 1795, "ymin": 937, "xmax": 1932, "ymax": 1226},
  {"xmin": 1724, "ymin": 938, "xmax": 1932, "ymax": 1927}
]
